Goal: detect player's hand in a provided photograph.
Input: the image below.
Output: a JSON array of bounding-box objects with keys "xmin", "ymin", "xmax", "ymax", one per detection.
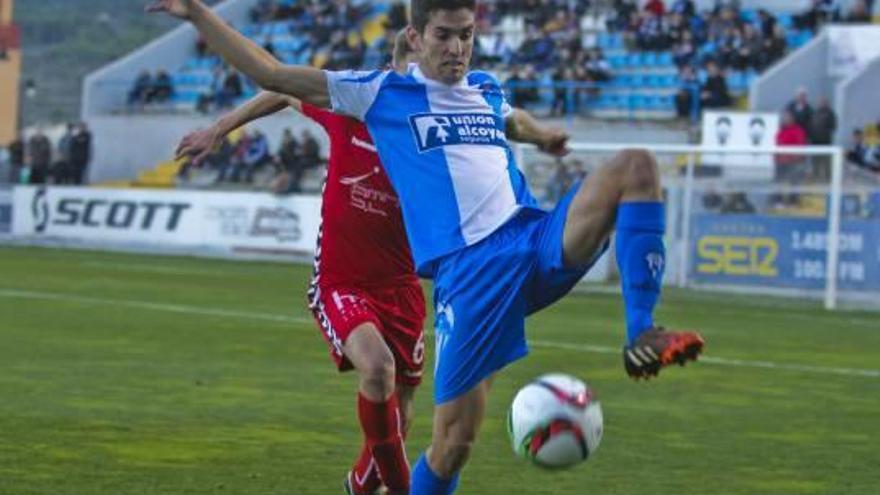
[
  {"xmin": 176, "ymin": 127, "xmax": 221, "ymax": 166},
  {"xmin": 538, "ymin": 128, "xmax": 571, "ymax": 157},
  {"xmin": 145, "ymin": 0, "xmax": 196, "ymax": 20}
]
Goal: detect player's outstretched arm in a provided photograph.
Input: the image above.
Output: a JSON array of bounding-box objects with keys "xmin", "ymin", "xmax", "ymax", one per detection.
[
  {"xmin": 507, "ymin": 108, "xmax": 571, "ymax": 157},
  {"xmin": 146, "ymin": 0, "xmax": 329, "ymax": 107},
  {"xmin": 176, "ymin": 91, "xmax": 302, "ymax": 164}
]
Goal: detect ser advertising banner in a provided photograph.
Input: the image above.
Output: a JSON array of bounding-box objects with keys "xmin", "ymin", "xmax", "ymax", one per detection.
[{"xmin": 691, "ymin": 213, "xmax": 880, "ymax": 292}]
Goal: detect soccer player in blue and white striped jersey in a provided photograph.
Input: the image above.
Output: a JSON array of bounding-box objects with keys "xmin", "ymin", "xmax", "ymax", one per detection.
[{"xmin": 148, "ymin": 1, "xmax": 705, "ymax": 493}]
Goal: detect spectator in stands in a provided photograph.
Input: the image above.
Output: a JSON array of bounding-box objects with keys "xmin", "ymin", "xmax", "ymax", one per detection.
[
  {"xmin": 70, "ymin": 122, "xmax": 92, "ymax": 185},
  {"xmin": 672, "ymin": 30, "xmax": 697, "ymax": 68},
  {"xmin": 637, "ymin": 11, "xmax": 668, "ymax": 51},
  {"xmin": 195, "ymin": 34, "xmax": 209, "ymax": 58},
  {"xmin": 150, "ymin": 70, "xmax": 174, "ymax": 103},
  {"xmin": 645, "ymin": 0, "xmax": 667, "ymax": 17},
  {"xmin": 7, "ymin": 133, "xmax": 24, "ymax": 184},
  {"xmin": 845, "ymin": 129, "xmax": 874, "ymax": 168},
  {"xmin": 584, "ymin": 48, "xmax": 613, "ymax": 83},
  {"xmin": 384, "ymin": 1, "xmax": 408, "ymax": 30},
  {"xmin": 550, "ymin": 66, "xmax": 574, "ymax": 117},
  {"xmin": 808, "ymin": 97, "xmax": 837, "ymax": 145},
  {"xmin": 786, "ymin": 87, "xmax": 813, "ymax": 131},
  {"xmin": 239, "ymin": 130, "xmax": 272, "ymax": 183},
  {"xmin": 735, "ymin": 24, "xmax": 763, "ymax": 71},
  {"xmin": 610, "ymin": 0, "xmax": 638, "ymax": 31},
  {"xmin": 55, "ymin": 123, "xmax": 74, "ymax": 184},
  {"xmin": 27, "ymin": 129, "xmax": 52, "ymax": 185},
  {"xmin": 249, "ymin": 0, "xmax": 276, "ymax": 23},
  {"xmin": 216, "ymin": 68, "xmax": 243, "ymax": 109},
  {"xmin": 763, "ymin": 24, "xmax": 788, "ymax": 67},
  {"xmin": 757, "ymin": 9, "xmax": 777, "ymax": 38},
  {"xmin": 298, "ymin": 129, "xmax": 322, "ymax": 169},
  {"xmin": 775, "ymin": 110, "xmax": 809, "ymax": 182},
  {"xmin": 505, "ymin": 65, "xmax": 541, "ymax": 109},
  {"xmin": 720, "ymin": 192, "xmax": 756, "ymax": 214},
  {"xmin": 478, "ymin": 32, "xmax": 513, "ymax": 67},
  {"xmin": 675, "ymin": 65, "xmax": 700, "ymax": 118},
  {"xmin": 843, "ymin": 0, "xmax": 872, "ymax": 23},
  {"xmin": 671, "ymin": 0, "xmax": 696, "ymax": 18},
  {"xmin": 700, "ymin": 61, "xmax": 731, "ymax": 108},
  {"xmin": 277, "ymin": 128, "xmax": 302, "ymax": 192},
  {"xmin": 128, "ymin": 70, "xmax": 153, "ymax": 106}
]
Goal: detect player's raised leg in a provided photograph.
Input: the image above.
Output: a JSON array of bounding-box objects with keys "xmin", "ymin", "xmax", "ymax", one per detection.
[
  {"xmin": 342, "ymin": 324, "xmax": 410, "ymax": 495},
  {"xmin": 561, "ymin": 149, "xmax": 704, "ymax": 379}
]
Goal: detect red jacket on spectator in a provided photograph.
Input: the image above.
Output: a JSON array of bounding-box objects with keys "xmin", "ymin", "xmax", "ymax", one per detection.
[
  {"xmin": 775, "ymin": 122, "xmax": 808, "ymax": 165},
  {"xmin": 645, "ymin": 0, "xmax": 666, "ymax": 17}
]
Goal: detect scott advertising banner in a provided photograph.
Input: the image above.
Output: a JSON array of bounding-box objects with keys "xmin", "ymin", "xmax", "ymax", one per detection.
[
  {"xmin": 691, "ymin": 213, "xmax": 880, "ymax": 292},
  {"xmin": 12, "ymin": 186, "xmax": 321, "ymax": 257}
]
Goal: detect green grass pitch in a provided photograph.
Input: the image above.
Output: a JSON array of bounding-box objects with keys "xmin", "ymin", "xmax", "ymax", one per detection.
[{"xmin": 1, "ymin": 246, "xmax": 878, "ymax": 494}]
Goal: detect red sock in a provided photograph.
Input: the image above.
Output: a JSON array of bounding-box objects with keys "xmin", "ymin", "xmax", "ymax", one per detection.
[
  {"xmin": 350, "ymin": 443, "xmax": 382, "ymax": 494},
  {"xmin": 357, "ymin": 392, "xmax": 410, "ymax": 492}
]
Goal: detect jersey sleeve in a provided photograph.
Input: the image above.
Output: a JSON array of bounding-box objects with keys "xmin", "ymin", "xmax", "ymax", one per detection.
[
  {"xmin": 324, "ymin": 69, "xmax": 390, "ymax": 121},
  {"xmin": 468, "ymin": 70, "xmax": 514, "ymax": 119}
]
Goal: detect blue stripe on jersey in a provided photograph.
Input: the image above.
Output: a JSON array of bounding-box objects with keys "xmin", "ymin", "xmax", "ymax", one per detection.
[
  {"xmin": 340, "ymin": 70, "xmax": 384, "ymax": 84},
  {"xmin": 366, "ymin": 72, "xmax": 465, "ymax": 275},
  {"xmin": 469, "ymin": 72, "xmax": 539, "ymax": 209}
]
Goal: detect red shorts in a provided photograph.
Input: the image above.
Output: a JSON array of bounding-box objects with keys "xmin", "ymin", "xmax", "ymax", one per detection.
[{"xmin": 308, "ymin": 281, "xmax": 426, "ymax": 386}]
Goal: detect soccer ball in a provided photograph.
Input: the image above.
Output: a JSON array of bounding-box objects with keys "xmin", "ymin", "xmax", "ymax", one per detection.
[{"xmin": 507, "ymin": 374, "xmax": 603, "ymax": 468}]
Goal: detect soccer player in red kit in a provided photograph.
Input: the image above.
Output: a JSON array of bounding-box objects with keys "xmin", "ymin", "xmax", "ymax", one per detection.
[
  {"xmin": 177, "ymin": 35, "xmax": 423, "ymax": 495},
  {"xmin": 174, "ymin": 31, "xmax": 569, "ymax": 494}
]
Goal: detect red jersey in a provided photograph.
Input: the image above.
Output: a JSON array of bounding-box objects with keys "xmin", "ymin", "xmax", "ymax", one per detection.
[{"xmin": 301, "ymin": 103, "xmax": 416, "ymax": 287}]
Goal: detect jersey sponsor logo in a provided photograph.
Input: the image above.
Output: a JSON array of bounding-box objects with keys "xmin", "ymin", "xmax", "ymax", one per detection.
[
  {"xmin": 409, "ymin": 112, "xmax": 507, "ymax": 153},
  {"xmin": 350, "ymin": 135, "xmax": 377, "ymax": 153},
  {"xmin": 339, "ymin": 168, "xmax": 379, "ymax": 186},
  {"xmin": 340, "ymin": 167, "xmax": 398, "ymax": 217}
]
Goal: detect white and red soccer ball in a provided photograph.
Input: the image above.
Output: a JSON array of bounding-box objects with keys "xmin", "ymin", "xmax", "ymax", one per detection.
[{"xmin": 508, "ymin": 374, "xmax": 603, "ymax": 468}]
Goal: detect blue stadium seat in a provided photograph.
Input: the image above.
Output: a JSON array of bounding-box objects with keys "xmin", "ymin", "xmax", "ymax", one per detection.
[
  {"xmin": 629, "ymin": 74, "xmax": 646, "ymax": 87},
  {"xmin": 173, "ymin": 90, "xmax": 200, "ymax": 104},
  {"xmin": 778, "ymin": 14, "xmax": 794, "ymax": 29},
  {"xmin": 630, "ymin": 94, "xmax": 649, "ymax": 110},
  {"xmin": 612, "ymin": 74, "xmax": 630, "ymax": 87},
  {"xmin": 628, "ymin": 53, "xmax": 643, "ymax": 67},
  {"xmin": 657, "ymin": 95, "xmax": 675, "ymax": 111},
  {"xmin": 657, "ymin": 51, "xmax": 673, "ymax": 66},
  {"xmin": 726, "ymin": 71, "xmax": 746, "ymax": 91},
  {"xmin": 608, "ymin": 54, "xmax": 628, "ymax": 69},
  {"xmin": 643, "ymin": 52, "xmax": 659, "ymax": 66}
]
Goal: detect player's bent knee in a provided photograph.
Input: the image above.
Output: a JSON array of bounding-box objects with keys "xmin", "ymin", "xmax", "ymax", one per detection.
[{"xmin": 619, "ymin": 148, "xmax": 660, "ymax": 198}]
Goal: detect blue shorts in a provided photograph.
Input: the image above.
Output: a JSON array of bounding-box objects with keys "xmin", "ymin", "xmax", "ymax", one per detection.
[{"xmin": 431, "ymin": 183, "xmax": 607, "ymax": 404}]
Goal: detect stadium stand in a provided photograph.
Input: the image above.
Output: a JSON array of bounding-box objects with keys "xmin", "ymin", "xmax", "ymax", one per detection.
[{"xmin": 120, "ymin": 0, "xmax": 819, "ymax": 121}]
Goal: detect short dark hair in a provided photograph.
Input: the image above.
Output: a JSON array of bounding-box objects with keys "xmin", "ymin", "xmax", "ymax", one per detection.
[{"xmin": 410, "ymin": 0, "xmax": 477, "ymax": 33}]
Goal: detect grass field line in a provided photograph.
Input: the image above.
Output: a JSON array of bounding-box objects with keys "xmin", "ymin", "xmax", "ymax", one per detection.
[{"xmin": 3, "ymin": 287, "xmax": 878, "ymax": 379}]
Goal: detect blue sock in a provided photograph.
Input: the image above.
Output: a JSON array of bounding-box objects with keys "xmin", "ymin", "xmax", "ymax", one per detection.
[
  {"xmin": 615, "ymin": 201, "xmax": 666, "ymax": 345},
  {"xmin": 411, "ymin": 453, "xmax": 460, "ymax": 495}
]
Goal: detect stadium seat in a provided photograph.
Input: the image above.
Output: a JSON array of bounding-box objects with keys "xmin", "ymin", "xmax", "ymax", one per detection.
[
  {"xmin": 778, "ymin": 14, "xmax": 794, "ymax": 29},
  {"xmin": 628, "ymin": 53, "xmax": 643, "ymax": 67},
  {"xmin": 657, "ymin": 51, "xmax": 673, "ymax": 66},
  {"xmin": 609, "ymin": 54, "xmax": 628, "ymax": 69}
]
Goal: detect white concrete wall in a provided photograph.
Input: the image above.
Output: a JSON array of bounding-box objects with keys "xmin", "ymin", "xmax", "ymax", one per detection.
[{"xmin": 87, "ymin": 110, "xmax": 327, "ymax": 184}]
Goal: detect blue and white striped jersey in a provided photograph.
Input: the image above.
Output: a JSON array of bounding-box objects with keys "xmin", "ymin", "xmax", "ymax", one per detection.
[{"xmin": 325, "ymin": 65, "xmax": 538, "ymax": 275}]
